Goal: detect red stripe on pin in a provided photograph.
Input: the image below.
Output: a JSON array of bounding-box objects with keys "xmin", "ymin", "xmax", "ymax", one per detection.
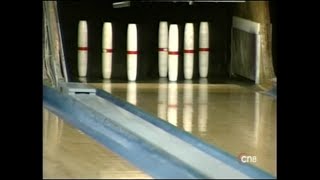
[
  {"xmin": 104, "ymin": 49, "xmax": 113, "ymax": 53},
  {"xmin": 199, "ymin": 48, "xmax": 209, "ymax": 51},
  {"xmin": 127, "ymin": 51, "xmax": 138, "ymax": 54},
  {"xmin": 78, "ymin": 47, "xmax": 88, "ymax": 51},
  {"xmin": 158, "ymin": 48, "xmax": 168, "ymax": 52},
  {"xmin": 168, "ymin": 51, "xmax": 179, "ymax": 55},
  {"xmin": 184, "ymin": 49, "xmax": 194, "ymax": 53}
]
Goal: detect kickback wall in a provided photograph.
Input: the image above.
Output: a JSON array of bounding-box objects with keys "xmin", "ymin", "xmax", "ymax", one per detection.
[{"xmin": 58, "ymin": 1, "xmax": 237, "ymax": 81}]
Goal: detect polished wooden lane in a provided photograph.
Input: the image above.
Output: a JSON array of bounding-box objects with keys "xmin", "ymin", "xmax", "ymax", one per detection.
[{"xmin": 43, "ymin": 108, "xmax": 152, "ymax": 179}]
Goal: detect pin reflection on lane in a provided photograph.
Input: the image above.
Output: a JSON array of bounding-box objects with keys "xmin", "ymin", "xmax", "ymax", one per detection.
[
  {"xmin": 127, "ymin": 82, "xmax": 137, "ymax": 105},
  {"xmin": 79, "ymin": 77, "xmax": 87, "ymax": 83},
  {"xmin": 43, "ymin": 109, "xmax": 63, "ymax": 156},
  {"xmin": 102, "ymin": 79, "xmax": 112, "ymax": 93},
  {"xmin": 255, "ymin": 92, "xmax": 277, "ymax": 176},
  {"xmin": 183, "ymin": 80, "xmax": 193, "ymax": 133},
  {"xmin": 167, "ymin": 82, "xmax": 178, "ymax": 126},
  {"xmin": 158, "ymin": 78, "xmax": 168, "ymax": 120},
  {"xmin": 198, "ymin": 78, "xmax": 208, "ymax": 134}
]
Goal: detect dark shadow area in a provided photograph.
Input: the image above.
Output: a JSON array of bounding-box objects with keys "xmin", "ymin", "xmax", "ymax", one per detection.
[{"xmin": 269, "ymin": 0, "xmax": 277, "ymax": 77}]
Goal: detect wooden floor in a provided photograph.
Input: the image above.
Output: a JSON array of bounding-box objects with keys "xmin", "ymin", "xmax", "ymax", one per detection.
[
  {"xmin": 43, "ymin": 108, "xmax": 152, "ymax": 179},
  {"xmin": 43, "ymin": 80, "xmax": 276, "ymax": 178}
]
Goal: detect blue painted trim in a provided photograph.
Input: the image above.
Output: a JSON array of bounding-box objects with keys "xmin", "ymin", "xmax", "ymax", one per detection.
[
  {"xmin": 43, "ymin": 86, "xmax": 207, "ymax": 179},
  {"xmin": 96, "ymin": 89, "xmax": 276, "ymax": 179}
]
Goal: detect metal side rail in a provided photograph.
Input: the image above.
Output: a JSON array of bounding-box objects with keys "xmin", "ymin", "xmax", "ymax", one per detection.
[{"xmin": 43, "ymin": 84, "xmax": 275, "ymax": 179}]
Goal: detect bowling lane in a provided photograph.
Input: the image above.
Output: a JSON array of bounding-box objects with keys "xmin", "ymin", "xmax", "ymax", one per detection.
[
  {"xmin": 43, "ymin": 108, "xmax": 152, "ymax": 179},
  {"xmin": 91, "ymin": 81, "xmax": 276, "ymax": 177}
]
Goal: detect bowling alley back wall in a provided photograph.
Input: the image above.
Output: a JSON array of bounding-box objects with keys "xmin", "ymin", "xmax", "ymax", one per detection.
[{"xmin": 58, "ymin": 1, "xmax": 235, "ymax": 81}]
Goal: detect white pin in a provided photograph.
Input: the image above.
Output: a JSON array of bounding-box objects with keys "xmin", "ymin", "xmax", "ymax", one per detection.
[
  {"xmin": 168, "ymin": 24, "xmax": 179, "ymax": 81},
  {"xmin": 127, "ymin": 24, "xmax": 138, "ymax": 81},
  {"xmin": 102, "ymin": 22, "xmax": 113, "ymax": 79},
  {"xmin": 184, "ymin": 23, "xmax": 194, "ymax": 80},
  {"xmin": 199, "ymin": 22, "xmax": 209, "ymax": 78},
  {"xmin": 78, "ymin": 20, "xmax": 88, "ymax": 77},
  {"xmin": 158, "ymin": 21, "xmax": 168, "ymax": 78}
]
